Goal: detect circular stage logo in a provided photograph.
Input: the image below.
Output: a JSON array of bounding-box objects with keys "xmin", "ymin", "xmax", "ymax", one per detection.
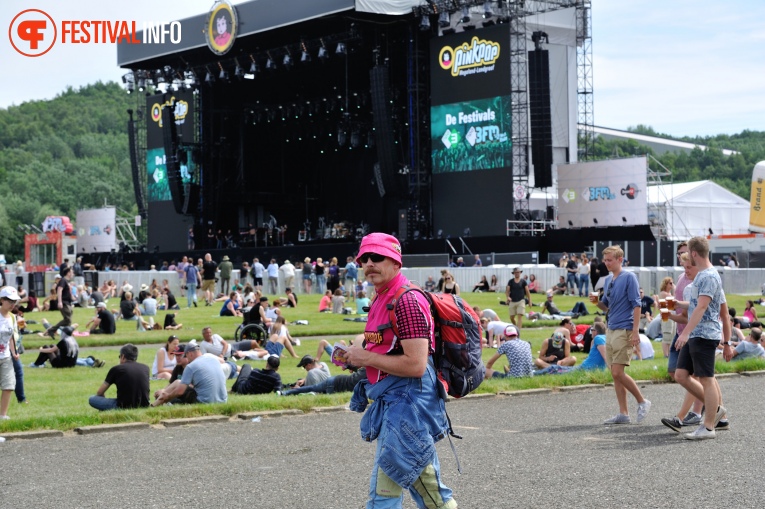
[
  {"xmin": 438, "ymin": 46, "xmax": 454, "ymax": 71},
  {"xmin": 9, "ymin": 9, "xmax": 57, "ymax": 57},
  {"xmin": 206, "ymin": 0, "xmax": 237, "ymax": 55}
]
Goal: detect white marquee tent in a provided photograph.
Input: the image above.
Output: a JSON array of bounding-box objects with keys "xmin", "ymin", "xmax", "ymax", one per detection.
[{"xmin": 646, "ymin": 181, "xmax": 749, "ymax": 240}]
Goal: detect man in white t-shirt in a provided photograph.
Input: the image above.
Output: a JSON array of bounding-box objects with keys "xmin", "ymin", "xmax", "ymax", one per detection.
[
  {"xmin": 295, "ymin": 354, "xmax": 331, "ymax": 387},
  {"xmin": 199, "ymin": 326, "xmax": 230, "ymax": 358}
]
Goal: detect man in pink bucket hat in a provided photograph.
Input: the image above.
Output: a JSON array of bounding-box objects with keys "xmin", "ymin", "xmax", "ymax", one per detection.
[{"xmin": 345, "ymin": 233, "xmax": 456, "ymax": 509}]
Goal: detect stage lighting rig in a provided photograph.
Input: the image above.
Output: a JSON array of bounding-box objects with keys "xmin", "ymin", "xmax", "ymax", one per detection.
[
  {"xmin": 246, "ymin": 55, "xmax": 259, "ymax": 79},
  {"xmin": 283, "ymin": 51, "xmax": 293, "ymax": 68},
  {"xmin": 218, "ymin": 62, "xmax": 229, "ymax": 81},
  {"xmin": 300, "ymin": 40, "xmax": 311, "ymax": 62},
  {"xmin": 121, "ymin": 72, "xmax": 135, "ymax": 94},
  {"xmin": 266, "ymin": 51, "xmax": 276, "ymax": 70},
  {"xmin": 420, "ymin": 15, "xmax": 431, "ymax": 31},
  {"xmin": 438, "ymin": 11, "xmax": 450, "ymax": 28},
  {"xmin": 234, "ymin": 59, "xmax": 244, "ymax": 79},
  {"xmin": 335, "ymin": 42, "xmax": 347, "ymax": 55},
  {"xmin": 204, "ymin": 66, "xmax": 215, "ymax": 84}
]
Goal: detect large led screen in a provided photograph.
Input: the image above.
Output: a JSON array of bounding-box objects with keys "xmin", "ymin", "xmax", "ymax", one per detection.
[
  {"xmin": 431, "ymin": 96, "xmax": 512, "ymax": 173},
  {"xmin": 557, "ymin": 157, "xmax": 648, "ymax": 228}
]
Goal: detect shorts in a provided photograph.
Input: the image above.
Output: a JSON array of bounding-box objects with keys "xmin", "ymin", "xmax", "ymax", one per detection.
[
  {"xmin": 605, "ymin": 329, "xmax": 633, "ymax": 366},
  {"xmin": 661, "ymin": 319, "xmax": 676, "ymax": 345},
  {"xmin": 303, "ymin": 273, "xmax": 312, "ymax": 280},
  {"xmin": 667, "ymin": 333, "xmax": 679, "ymax": 372},
  {"xmin": 508, "ymin": 300, "xmax": 525, "ymax": 317},
  {"xmin": 0, "ymin": 357, "xmax": 15, "ymax": 391},
  {"xmin": 254, "ymin": 277, "xmax": 263, "ymax": 286},
  {"xmin": 201, "ymin": 279, "xmax": 215, "ymax": 293},
  {"xmin": 676, "ymin": 337, "xmax": 719, "ymax": 378}
]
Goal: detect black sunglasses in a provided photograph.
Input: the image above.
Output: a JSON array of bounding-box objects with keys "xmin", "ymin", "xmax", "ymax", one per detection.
[{"xmin": 359, "ymin": 253, "xmax": 386, "ymax": 264}]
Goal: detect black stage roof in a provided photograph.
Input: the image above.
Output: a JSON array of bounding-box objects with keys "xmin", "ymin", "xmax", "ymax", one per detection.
[{"xmin": 117, "ymin": 0, "xmax": 357, "ymax": 68}]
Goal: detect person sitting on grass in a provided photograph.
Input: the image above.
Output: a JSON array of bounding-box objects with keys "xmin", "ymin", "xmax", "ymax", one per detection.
[
  {"xmin": 86, "ymin": 302, "xmax": 116, "ymax": 335},
  {"xmin": 729, "ymin": 327, "xmax": 765, "ymax": 360},
  {"xmin": 534, "ymin": 321, "xmax": 608, "ymax": 375},
  {"xmin": 534, "ymin": 331, "xmax": 577, "ymax": 369},
  {"xmin": 472, "ymin": 275, "xmax": 490, "ymax": 292},
  {"xmin": 152, "ymin": 335, "xmax": 179, "ymax": 380},
  {"xmin": 89, "ymin": 344, "xmax": 150, "ymax": 411},
  {"xmin": 481, "ymin": 317, "xmax": 513, "ymax": 348},
  {"xmin": 355, "ymin": 291, "xmax": 370, "ymax": 315},
  {"xmin": 541, "ymin": 291, "xmax": 588, "ymax": 319},
  {"xmin": 294, "ymin": 354, "xmax": 332, "ymax": 388},
  {"xmin": 314, "ymin": 338, "xmax": 348, "ymax": 362},
  {"xmin": 231, "ymin": 355, "xmax": 281, "ymax": 395},
  {"xmin": 633, "ymin": 333, "xmax": 655, "ymax": 361},
  {"xmin": 30, "ymin": 325, "xmax": 104, "ymax": 368},
  {"xmin": 219, "ymin": 291, "xmax": 243, "ymax": 317},
  {"xmin": 318, "ymin": 290, "xmax": 332, "ymax": 312},
  {"xmin": 280, "ymin": 287, "xmax": 298, "ymax": 308},
  {"xmin": 549, "ymin": 276, "xmax": 567, "ymax": 296},
  {"xmin": 282, "ymin": 367, "xmax": 366, "ymax": 396},
  {"xmin": 151, "ymin": 343, "xmax": 227, "ymax": 405},
  {"xmin": 557, "ymin": 317, "xmax": 588, "ymax": 352},
  {"xmin": 485, "ymin": 325, "xmax": 533, "ymax": 379},
  {"xmin": 163, "ymin": 313, "xmax": 183, "ymax": 330}
]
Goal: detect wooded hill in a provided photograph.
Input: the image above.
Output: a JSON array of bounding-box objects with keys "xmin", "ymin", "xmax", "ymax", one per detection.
[{"xmin": 1, "ymin": 83, "xmax": 764, "ymax": 260}]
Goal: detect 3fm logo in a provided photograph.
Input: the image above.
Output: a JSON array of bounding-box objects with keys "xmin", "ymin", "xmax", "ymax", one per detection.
[{"xmin": 9, "ymin": 9, "xmax": 57, "ymax": 57}]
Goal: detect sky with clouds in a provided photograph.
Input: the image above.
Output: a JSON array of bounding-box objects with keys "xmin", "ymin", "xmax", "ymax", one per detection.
[{"xmin": 2, "ymin": 1, "xmax": 763, "ymax": 138}]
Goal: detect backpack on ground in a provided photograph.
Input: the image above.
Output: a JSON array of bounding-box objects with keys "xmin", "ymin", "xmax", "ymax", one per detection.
[{"xmin": 383, "ymin": 285, "xmax": 485, "ymax": 399}]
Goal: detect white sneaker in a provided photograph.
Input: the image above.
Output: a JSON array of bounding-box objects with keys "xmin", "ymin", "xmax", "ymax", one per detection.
[
  {"xmin": 683, "ymin": 424, "xmax": 716, "ymax": 440},
  {"xmin": 636, "ymin": 400, "xmax": 652, "ymax": 423},
  {"xmin": 603, "ymin": 414, "xmax": 631, "ymax": 424}
]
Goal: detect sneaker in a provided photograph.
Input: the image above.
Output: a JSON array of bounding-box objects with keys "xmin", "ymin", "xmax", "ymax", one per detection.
[
  {"xmin": 683, "ymin": 424, "xmax": 716, "ymax": 440},
  {"xmin": 713, "ymin": 405, "xmax": 727, "ymax": 427},
  {"xmin": 95, "ymin": 359, "xmax": 106, "ymax": 368},
  {"xmin": 660, "ymin": 416, "xmax": 683, "ymax": 432},
  {"xmin": 0, "ymin": 415, "xmax": 10, "ymax": 420},
  {"xmin": 636, "ymin": 400, "xmax": 652, "ymax": 423},
  {"xmin": 682, "ymin": 412, "xmax": 701, "ymax": 426},
  {"xmin": 193, "ymin": 301, "xmax": 197, "ymax": 308},
  {"xmin": 715, "ymin": 419, "xmax": 730, "ymax": 431},
  {"xmin": 28, "ymin": 363, "xmax": 44, "ymax": 368},
  {"xmin": 603, "ymin": 414, "xmax": 631, "ymax": 425}
]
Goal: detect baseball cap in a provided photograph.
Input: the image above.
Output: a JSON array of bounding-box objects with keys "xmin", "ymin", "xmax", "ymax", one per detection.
[
  {"xmin": 356, "ymin": 232, "xmax": 402, "ymax": 265},
  {"xmin": 54, "ymin": 274, "xmax": 62, "ymax": 279},
  {"xmin": 297, "ymin": 354, "xmax": 315, "ymax": 368},
  {"xmin": 0, "ymin": 287, "xmax": 21, "ymax": 301},
  {"xmin": 504, "ymin": 325, "xmax": 519, "ymax": 338}
]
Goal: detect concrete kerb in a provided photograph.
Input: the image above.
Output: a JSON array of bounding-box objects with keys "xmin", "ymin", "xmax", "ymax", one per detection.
[
  {"xmin": 0, "ymin": 430, "xmax": 64, "ymax": 441},
  {"xmin": 558, "ymin": 384, "xmax": 607, "ymax": 392},
  {"xmin": 75, "ymin": 422, "xmax": 150, "ymax": 435},
  {"xmin": 741, "ymin": 370, "xmax": 765, "ymax": 377},
  {"xmin": 237, "ymin": 409, "xmax": 303, "ymax": 420},
  {"xmin": 160, "ymin": 415, "xmax": 231, "ymax": 427}
]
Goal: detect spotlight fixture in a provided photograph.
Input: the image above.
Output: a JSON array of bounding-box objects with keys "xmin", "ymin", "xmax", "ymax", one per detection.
[
  {"xmin": 245, "ymin": 56, "xmax": 259, "ymax": 79},
  {"xmin": 218, "ymin": 63, "xmax": 229, "ymax": 81},
  {"xmin": 438, "ymin": 11, "xmax": 450, "ymax": 28},
  {"xmin": 121, "ymin": 73, "xmax": 135, "ymax": 94},
  {"xmin": 234, "ymin": 59, "xmax": 244, "ymax": 79},
  {"xmin": 460, "ymin": 6, "xmax": 471, "ymax": 23},
  {"xmin": 283, "ymin": 53, "xmax": 292, "ymax": 67},
  {"xmin": 483, "ymin": 2, "xmax": 494, "ymax": 18},
  {"xmin": 266, "ymin": 51, "xmax": 276, "ymax": 69},
  {"xmin": 205, "ymin": 67, "xmax": 215, "ymax": 84},
  {"xmin": 184, "ymin": 70, "xmax": 198, "ymax": 89},
  {"xmin": 335, "ymin": 42, "xmax": 346, "ymax": 55},
  {"xmin": 300, "ymin": 40, "xmax": 311, "ymax": 62},
  {"xmin": 318, "ymin": 38, "xmax": 329, "ymax": 60},
  {"xmin": 419, "ymin": 15, "xmax": 431, "ymax": 31}
]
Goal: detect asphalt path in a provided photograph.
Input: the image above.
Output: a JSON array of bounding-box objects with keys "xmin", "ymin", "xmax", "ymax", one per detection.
[{"xmin": 3, "ymin": 375, "xmax": 764, "ymax": 508}]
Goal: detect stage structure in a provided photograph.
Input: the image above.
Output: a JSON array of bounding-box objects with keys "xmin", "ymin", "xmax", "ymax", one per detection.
[{"xmin": 118, "ymin": 0, "xmax": 588, "ymax": 251}]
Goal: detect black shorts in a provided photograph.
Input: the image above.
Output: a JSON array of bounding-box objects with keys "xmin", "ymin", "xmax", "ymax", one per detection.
[
  {"xmin": 254, "ymin": 277, "xmax": 263, "ymax": 286},
  {"xmin": 676, "ymin": 337, "xmax": 719, "ymax": 378}
]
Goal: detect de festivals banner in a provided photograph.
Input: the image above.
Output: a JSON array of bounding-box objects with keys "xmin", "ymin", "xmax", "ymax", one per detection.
[
  {"xmin": 431, "ymin": 96, "xmax": 512, "ymax": 173},
  {"xmin": 557, "ymin": 157, "xmax": 648, "ymax": 228}
]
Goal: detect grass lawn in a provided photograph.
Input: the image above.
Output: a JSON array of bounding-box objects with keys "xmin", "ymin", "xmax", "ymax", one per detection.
[{"xmin": 4, "ymin": 291, "xmax": 764, "ymax": 433}]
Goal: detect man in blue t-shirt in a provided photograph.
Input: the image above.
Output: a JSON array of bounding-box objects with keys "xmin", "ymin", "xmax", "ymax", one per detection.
[
  {"xmin": 343, "ymin": 256, "xmax": 358, "ymax": 289},
  {"xmin": 151, "ymin": 344, "xmax": 227, "ymax": 406},
  {"xmin": 596, "ymin": 245, "xmax": 651, "ymax": 425}
]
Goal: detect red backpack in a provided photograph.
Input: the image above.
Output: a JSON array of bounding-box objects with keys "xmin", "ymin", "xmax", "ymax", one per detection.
[{"xmin": 382, "ymin": 284, "xmax": 485, "ymax": 399}]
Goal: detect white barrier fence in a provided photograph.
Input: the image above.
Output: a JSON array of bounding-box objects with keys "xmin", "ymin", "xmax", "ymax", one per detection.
[{"xmin": 7, "ymin": 266, "xmax": 765, "ymax": 297}]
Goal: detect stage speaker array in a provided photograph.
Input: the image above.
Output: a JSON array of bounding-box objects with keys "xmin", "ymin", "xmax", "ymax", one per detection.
[
  {"xmin": 370, "ymin": 65, "xmax": 397, "ymax": 197},
  {"xmin": 161, "ymin": 105, "xmax": 185, "ymax": 214},
  {"xmin": 127, "ymin": 114, "xmax": 147, "ymax": 219},
  {"xmin": 528, "ymin": 49, "xmax": 553, "ymax": 189}
]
